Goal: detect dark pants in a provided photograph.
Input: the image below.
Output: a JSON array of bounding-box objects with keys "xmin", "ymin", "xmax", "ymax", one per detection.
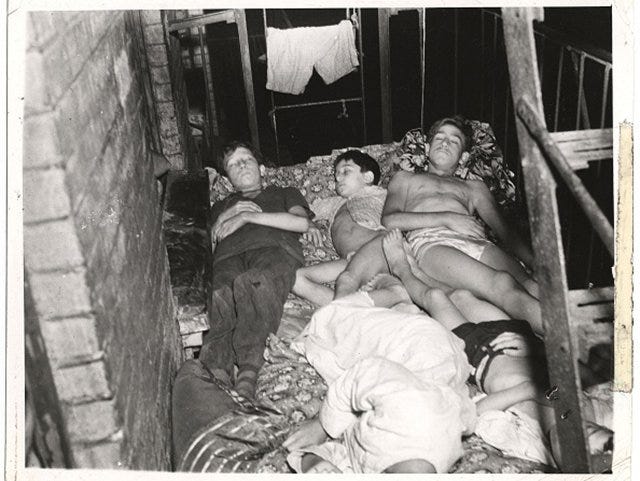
[
  {"xmin": 172, "ymin": 359, "xmax": 238, "ymax": 465},
  {"xmin": 199, "ymin": 246, "xmax": 300, "ymax": 377}
]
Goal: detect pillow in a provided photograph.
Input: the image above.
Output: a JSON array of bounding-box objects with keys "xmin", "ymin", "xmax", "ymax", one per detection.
[
  {"xmin": 394, "ymin": 122, "xmax": 516, "ymax": 208},
  {"xmin": 207, "ymin": 143, "xmax": 401, "ymax": 207}
]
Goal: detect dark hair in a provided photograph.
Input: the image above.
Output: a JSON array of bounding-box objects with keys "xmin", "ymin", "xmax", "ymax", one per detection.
[
  {"xmin": 218, "ymin": 141, "xmax": 263, "ymax": 173},
  {"xmin": 334, "ymin": 150, "xmax": 381, "ymax": 185},
  {"xmin": 426, "ymin": 115, "xmax": 474, "ymax": 152}
]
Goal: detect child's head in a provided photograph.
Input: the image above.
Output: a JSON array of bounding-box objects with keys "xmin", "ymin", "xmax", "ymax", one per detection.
[
  {"xmin": 333, "ymin": 150, "xmax": 381, "ymax": 198},
  {"xmin": 218, "ymin": 141, "xmax": 263, "ymax": 192},
  {"xmin": 426, "ymin": 116, "xmax": 473, "ymax": 175}
]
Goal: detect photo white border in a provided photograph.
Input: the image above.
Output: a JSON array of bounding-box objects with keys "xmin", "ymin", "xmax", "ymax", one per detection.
[{"xmin": 4, "ymin": 1, "xmax": 635, "ymax": 479}]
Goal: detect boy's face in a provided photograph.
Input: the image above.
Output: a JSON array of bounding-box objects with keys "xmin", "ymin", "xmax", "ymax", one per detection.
[
  {"xmin": 223, "ymin": 147, "xmax": 262, "ymax": 191},
  {"xmin": 334, "ymin": 159, "xmax": 373, "ymax": 198},
  {"xmin": 427, "ymin": 124, "xmax": 470, "ymax": 174}
]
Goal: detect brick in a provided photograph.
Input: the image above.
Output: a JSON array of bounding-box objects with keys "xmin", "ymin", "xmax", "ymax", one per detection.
[
  {"xmin": 23, "ymin": 112, "xmax": 62, "ymax": 168},
  {"xmin": 39, "ymin": 316, "xmax": 100, "ymax": 362},
  {"xmin": 141, "ymin": 11, "xmax": 162, "ymax": 26},
  {"xmin": 24, "ymin": 219, "xmax": 84, "ymax": 272},
  {"xmin": 24, "ymin": 50, "xmax": 51, "ymax": 114},
  {"xmin": 143, "ymin": 24, "xmax": 164, "ymax": 45},
  {"xmin": 64, "ymin": 399, "xmax": 119, "ymax": 442},
  {"xmin": 152, "ymin": 82, "xmax": 173, "ymax": 102},
  {"xmin": 53, "ymin": 361, "xmax": 112, "ymax": 402},
  {"xmin": 150, "ymin": 65, "xmax": 171, "ymax": 85},
  {"xmin": 165, "ymin": 153, "xmax": 185, "ymax": 170},
  {"xmin": 28, "ymin": 269, "xmax": 92, "ymax": 319},
  {"xmin": 73, "ymin": 440, "xmax": 122, "ymax": 469},
  {"xmin": 23, "ymin": 168, "xmax": 70, "ymax": 223},
  {"xmin": 160, "ymin": 134, "xmax": 182, "ymax": 156},
  {"xmin": 157, "ymin": 102, "xmax": 178, "ymax": 137},
  {"xmin": 147, "ymin": 44, "xmax": 168, "ymax": 67}
]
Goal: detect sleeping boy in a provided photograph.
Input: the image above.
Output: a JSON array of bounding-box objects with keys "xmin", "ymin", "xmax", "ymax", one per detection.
[
  {"xmin": 334, "ymin": 115, "xmax": 546, "ymax": 335},
  {"xmin": 199, "ymin": 141, "xmax": 313, "ymax": 399},
  {"xmin": 284, "ymin": 274, "xmax": 477, "ymax": 473},
  {"xmin": 293, "ymin": 150, "xmax": 387, "ymax": 306}
]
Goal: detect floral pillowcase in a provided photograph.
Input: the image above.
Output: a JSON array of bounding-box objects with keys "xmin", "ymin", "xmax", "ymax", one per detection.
[{"xmin": 207, "ymin": 123, "xmax": 517, "ymax": 260}]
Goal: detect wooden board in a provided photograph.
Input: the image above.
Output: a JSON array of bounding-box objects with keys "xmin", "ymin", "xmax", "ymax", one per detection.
[{"xmin": 549, "ymin": 128, "xmax": 613, "ymax": 170}]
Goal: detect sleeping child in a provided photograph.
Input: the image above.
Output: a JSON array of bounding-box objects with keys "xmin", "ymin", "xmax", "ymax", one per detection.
[
  {"xmin": 293, "ymin": 150, "xmax": 387, "ymax": 306},
  {"xmin": 283, "ymin": 279, "xmax": 477, "ymax": 473},
  {"xmin": 380, "ymin": 229, "xmax": 613, "ymax": 467},
  {"xmin": 334, "ymin": 115, "xmax": 546, "ymax": 335}
]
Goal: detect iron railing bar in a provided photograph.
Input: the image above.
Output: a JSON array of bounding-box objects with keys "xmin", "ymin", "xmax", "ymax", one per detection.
[
  {"xmin": 483, "ymin": 9, "xmax": 612, "ymax": 64},
  {"xmin": 553, "ymin": 47, "xmax": 564, "ymax": 132},
  {"xmin": 535, "ymin": 32, "xmax": 545, "ymax": 83},
  {"xmin": 600, "ymin": 65, "xmax": 611, "ymax": 129},
  {"xmin": 575, "ymin": 52, "xmax": 585, "ymax": 130},
  {"xmin": 481, "ymin": 11, "xmax": 485, "ymax": 119},
  {"xmin": 358, "ymin": 8, "xmax": 367, "ymax": 144},
  {"xmin": 263, "ymin": 9, "xmax": 280, "ymax": 163},
  {"xmin": 270, "ymin": 97, "xmax": 362, "ymax": 112},
  {"xmin": 516, "ymin": 96, "xmax": 614, "ymax": 257},
  {"xmin": 453, "ymin": 10, "xmax": 459, "ymax": 113},
  {"xmin": 490, "ymin": 14, "xmax": 498, "ymax": 127},
  {"xmin": 503, "ymin": 85, "xmax": 510, "ymax": 162}
]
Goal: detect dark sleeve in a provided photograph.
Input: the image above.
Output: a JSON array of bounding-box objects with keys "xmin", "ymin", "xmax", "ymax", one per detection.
[
  {"xmin": 282, "ymin": 187, "xmax": 313, "ymax": 219},
  {"xmin": 208, "ymin": 196, "xmax": 232, "ymax": 227}
]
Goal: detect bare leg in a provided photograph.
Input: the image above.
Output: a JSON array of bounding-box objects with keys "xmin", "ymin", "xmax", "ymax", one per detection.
[
  {"xmin": 416, "ymin": 246, "xmax": 543, "ymax": 335},
  {"xmin": 334, "ymin": 234, "xmax": 388, "ymax": 299},
  {"xmin": 382, "ymin": 230, "xmax": 468, "ymax": 330},
  {"xmin": 293, "ymin": 259, "xmax": 347, "ymax": 306},
  {"xmin": 448, "ymin": 289, "xmax": 510, "ymax": 323},
  {"xmin": 480, "ymin": 244, "xmax": 539, "ymax": 298}
]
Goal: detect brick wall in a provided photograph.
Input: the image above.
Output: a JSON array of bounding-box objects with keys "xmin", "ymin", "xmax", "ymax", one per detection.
[
  {"xmin": 140, "ymin": 11, "xmax": 197, "ymax": 171},
  {"xmin": 24, "ymin": 11, "xmax": 183, "ymax": 469}
]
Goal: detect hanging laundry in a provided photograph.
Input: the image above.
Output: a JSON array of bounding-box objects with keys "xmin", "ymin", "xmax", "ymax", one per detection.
[{"xmin": 266, "ymin": 20, "xmax": 359, "ymax": 95}]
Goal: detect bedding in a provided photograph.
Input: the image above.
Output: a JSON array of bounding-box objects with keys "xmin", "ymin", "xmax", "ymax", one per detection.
[{"xmin": 176, "ymin": 126, "xmax": 561, "ymax": 473}]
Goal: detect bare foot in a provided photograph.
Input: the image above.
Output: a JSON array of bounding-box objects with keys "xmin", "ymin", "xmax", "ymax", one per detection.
[
  {"xmin": 382, "ymin": 230, "xmax": 412, "ymax": 278},
  {"xmin": 283, "ymin": 418, "xmax": 328, "ymax": 451},
  {"xmin": 301, "ymin": 454, "xmax": 342, "ymax": 473}
]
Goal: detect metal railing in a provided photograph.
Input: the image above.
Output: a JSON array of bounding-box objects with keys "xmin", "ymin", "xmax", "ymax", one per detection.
[{"xmin": 475, "ymin": 9, "xmax": 613, "ymax": 288}]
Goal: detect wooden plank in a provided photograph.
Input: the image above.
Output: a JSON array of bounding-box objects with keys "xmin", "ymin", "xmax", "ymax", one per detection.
[
  {"xmin": 518, "ymin": 98, "xmax": 615, "ymax": 257},
  {"xmin": 168, "ymin": 10, "xmax": 235, "ymax": 32},
  {"xmin": 181, "ymin": 331, "xmax": 203, "ymax": 348},
  {"xmin": 502, "ymin": 7, "xmax": 592, "ymax": 472},
  {"xmin": 378, "ymin": 8, "xmax": 392, "ymax": 142},
  {"xmin": 235, "ymin": 9, "xmax": 260, "ymax": 150},
  {"xmin": 550, "ymin": 129, "xmax": 613, "ymax": 170},
  {"xmin": 178, "ymin": 314, "xmax": 209, "ymax": 335}
]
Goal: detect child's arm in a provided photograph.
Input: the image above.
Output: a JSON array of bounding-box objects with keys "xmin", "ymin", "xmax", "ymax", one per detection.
[
  {"xmin": 283, "ymin": 417, "xmax": 329, "ymax": 451},
  {"xmin": 213, "ymin": 205, "xmax": 311, "ymax": 242},
  {"xmin": 382, "ymin": 172, "xmax": 484, "ymax": 236},
  {"xmin": 475, "ymin": 379, "xmax": 538, "ymax": 414},
  {"xmin": 470, "ymin": 181, "xmax": 534, "ymax": 268}
]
